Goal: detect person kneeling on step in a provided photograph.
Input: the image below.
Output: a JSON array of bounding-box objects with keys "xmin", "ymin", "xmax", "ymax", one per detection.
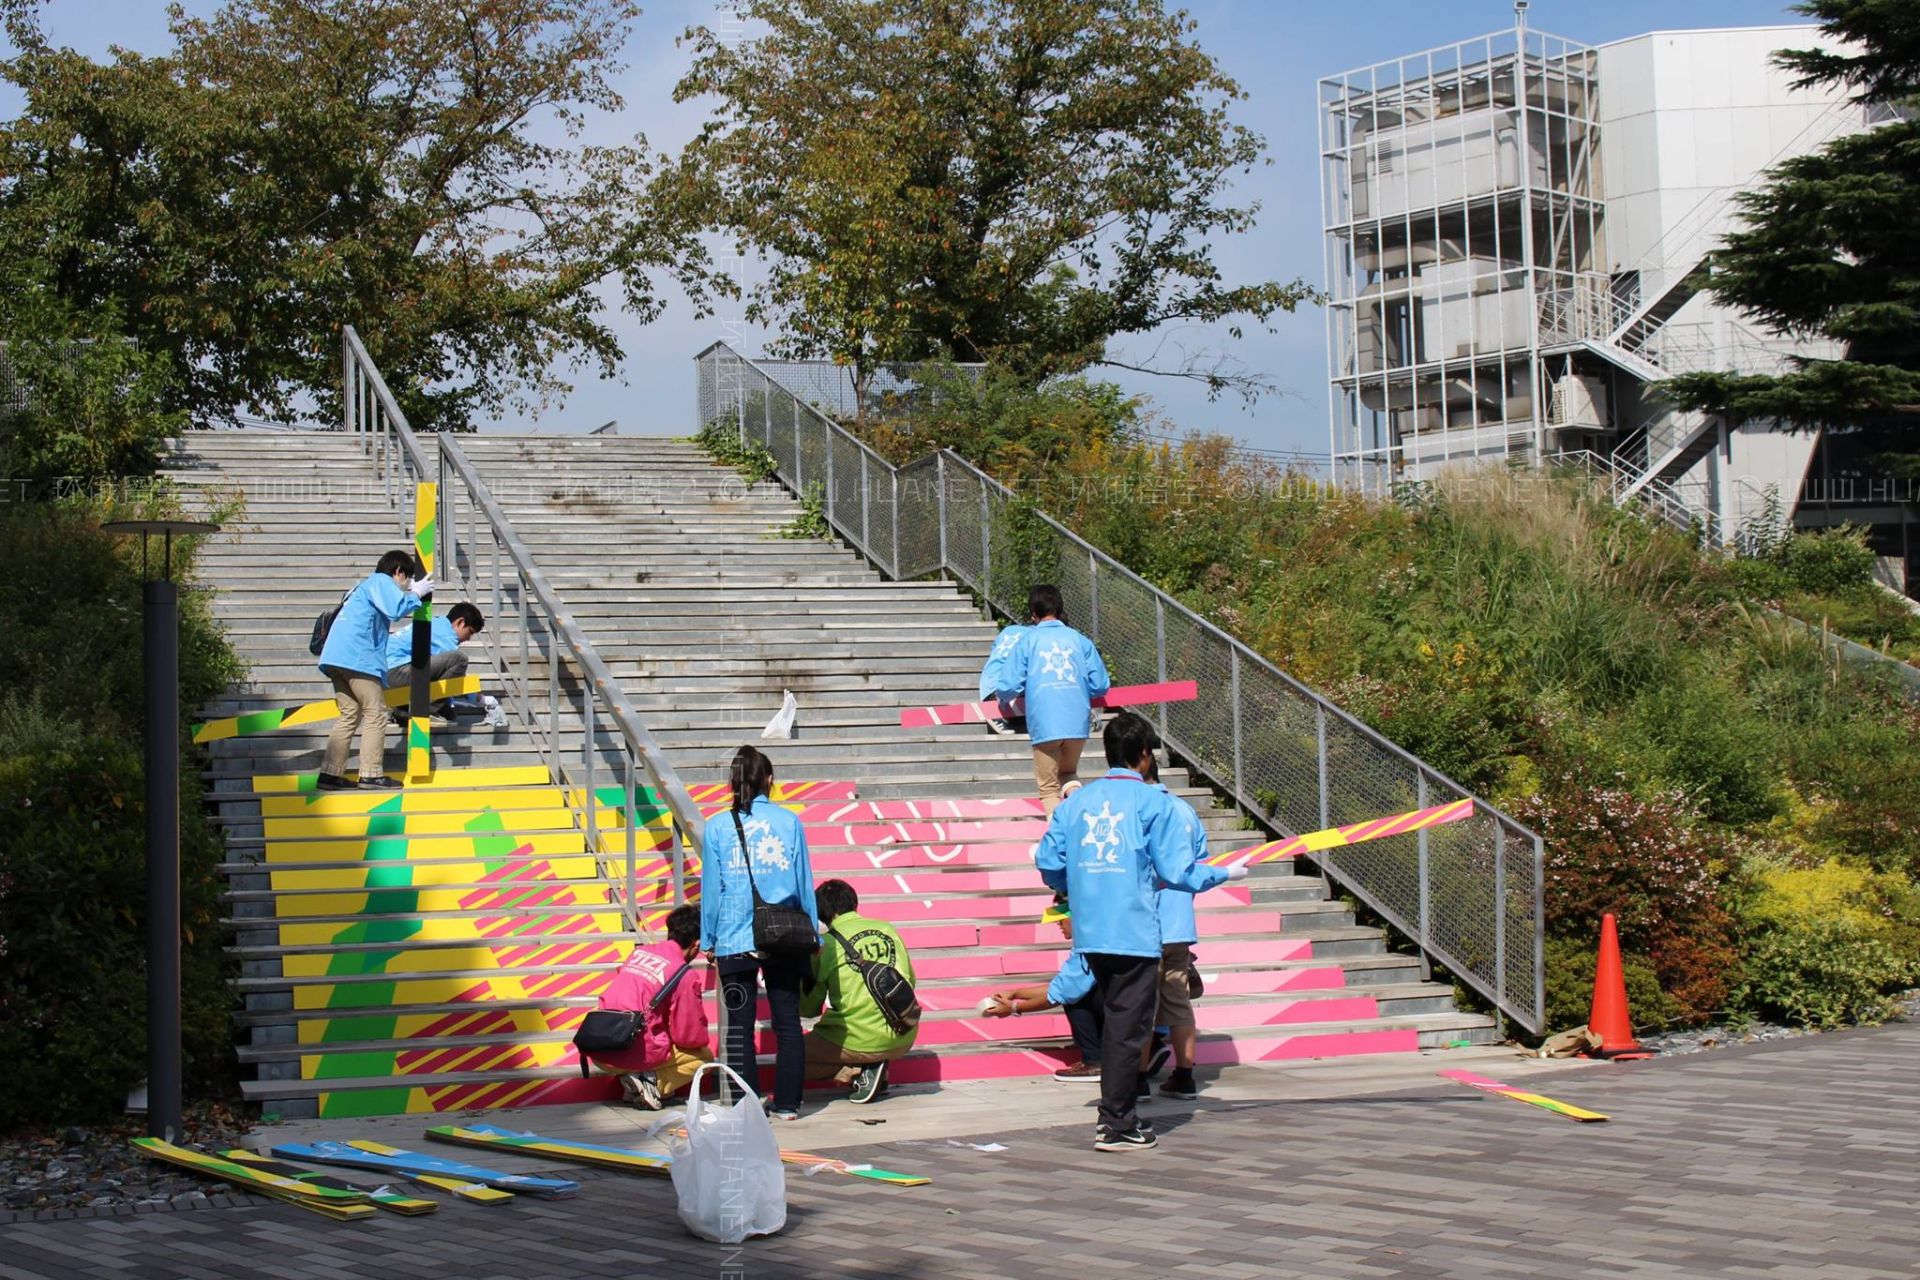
[
  {"xmin": 801, "ymin": 879, "xmax": 919, "ymax": 1104},
  {"xmin": 383, "ymin": 601, "xmax": 485, "ymax": 725},
  {"xmin": 584, "ymin": 904, "xmax": 712, "ymax": 1110}
]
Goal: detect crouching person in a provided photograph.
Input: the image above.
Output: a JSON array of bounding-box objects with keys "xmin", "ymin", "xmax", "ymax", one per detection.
[
  {"xmin": 584, "ymin": 904, "xmax": 711, "ymax": 1109},
  {"xmin": 802, "ymin": 879, "xmax": 919, "ymax": 1104}
]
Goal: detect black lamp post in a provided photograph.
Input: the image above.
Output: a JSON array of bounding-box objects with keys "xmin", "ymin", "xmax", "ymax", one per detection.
[{"xmin": 102, "ymin": 519, "xmax": 220, "ymax": 1142}]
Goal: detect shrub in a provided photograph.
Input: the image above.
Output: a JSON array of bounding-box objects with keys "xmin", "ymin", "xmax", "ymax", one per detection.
[
  {"xmin": 1543, "ymin": 936, "xmax": 1684, "ymax": 1036},
  {"xmin": 1777, "ymin": 527, "xmax": 1877, "ymax": 594},
  {"xmin": 0, "ymin": 502, "xmax": 241, "ymax": 1131},
  {"xmin": 694, "ymin": 416, "xmax": 778, "ymax": 484},
  {"xmin": 1738, "ymin": 917, "xmax": 1916, "ymax": 1028},
  {"xmin": 1517, "ymin": 770, "xmax": 1743, "ymax": 1022}
]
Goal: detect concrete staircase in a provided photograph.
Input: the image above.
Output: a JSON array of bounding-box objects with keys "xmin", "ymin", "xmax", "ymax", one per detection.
[
  {"xmin": 168, "ymin": 432, "xmax": 645, "ymax": 1118},
  {"xmin": 456, "ymin": 433, "xmax": 1498, "ymax": 1085}
]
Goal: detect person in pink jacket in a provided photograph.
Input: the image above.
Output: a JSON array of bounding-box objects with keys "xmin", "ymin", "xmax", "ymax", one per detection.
[{"xmin": 585, "ymin": 904, "xmax": 711, "ymax": 1109}]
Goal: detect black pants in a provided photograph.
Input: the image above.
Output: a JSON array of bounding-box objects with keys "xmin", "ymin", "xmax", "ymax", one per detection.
[
  {"xmin": 1088, "ymin": 953, "xmax": 1160, "ymax": 1132},
  {"xmin": 717, "ymin": 953, "xmax": 807, "ymax": 1111},
  {"xmin": 1065, "ymin": 995, "xmax": 1103, "ymax": 1061}
]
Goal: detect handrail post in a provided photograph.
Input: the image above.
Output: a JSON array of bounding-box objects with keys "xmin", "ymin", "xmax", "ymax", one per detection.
[
  {"xmin": 979, "ymin": 483, "xmax": 993, "ymax": 606},
  {"xmin": 583, "ymin": 695, "xmax": 597, "ymax": 856},
  {"xmin": 1494, "ymin": 821, "xmax": 1509, "ymax": 1031},
  {"xmin": 825, "ymin": 423, "xmax": 836, "ymax": 524},
  {"xmin": 1532, "ymin": 832, "xmax": 1547, "ymax": 1028},
  {"xmin": 1154, "ymin": 597, "xmax": 1168, "ymax": 734},
  {"xmin": 936, "ymin": 454, "xmax": 949, "ymax": 571},
  {"xmin": 890, "ymin": 470, "xmax": 902, "ymax": 578},
  {"xmin": 1415, "ymin": 770, "xmax": 1432, "ymax": 981},
  {"xmin": 1088, "ymin": 550, "xmax": 1100, "ymax": 640},
  {"xmin": 1316, "ymin": 704, "xmax": 1330, "ymax": 829},
  {"xmin": 624, "ymin": 750, "xmax": 639, "ymax": 932}
]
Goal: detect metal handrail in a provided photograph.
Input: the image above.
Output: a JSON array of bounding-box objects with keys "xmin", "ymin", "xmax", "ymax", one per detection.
[
  {"xmin": 343, "ymin": 327, "xmax": 704, "ymax": 923},
  {"xmin": 698, "ymin": 342, "xmax": 1547, "ymax": 1033}
]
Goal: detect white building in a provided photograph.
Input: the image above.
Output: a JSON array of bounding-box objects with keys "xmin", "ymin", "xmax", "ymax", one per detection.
[{"xmin": 1318, "ymin": 11, "xmax": 1914, "ymax": 587}]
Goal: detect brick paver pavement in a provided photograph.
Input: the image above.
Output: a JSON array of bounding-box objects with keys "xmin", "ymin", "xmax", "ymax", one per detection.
[{"xmin": 6, "ymin": 1023, "xmax": 1918, "ymax": 1279}]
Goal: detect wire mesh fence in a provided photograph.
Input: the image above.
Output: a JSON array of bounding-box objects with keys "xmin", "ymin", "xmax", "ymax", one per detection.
[{"xmin": 695, "ymin": 342, "xmax": 1546, "ymax": 1031}]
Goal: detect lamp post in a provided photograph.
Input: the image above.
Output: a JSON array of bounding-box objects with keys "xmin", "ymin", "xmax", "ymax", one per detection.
[{"xmin": 102, "ymin": 519, "xmax": 220, "ymax": 1142}]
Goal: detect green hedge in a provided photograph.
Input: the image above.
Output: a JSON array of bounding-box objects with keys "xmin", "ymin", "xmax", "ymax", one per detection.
[{"xmin": 0, "ymin": 505, "xmax": 242, "ymax": 1131}]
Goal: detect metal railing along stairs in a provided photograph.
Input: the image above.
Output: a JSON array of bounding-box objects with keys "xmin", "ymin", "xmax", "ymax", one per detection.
[{"xmin": 695, "ymin": 342, "xmax": 1547, "ymax": 1034}]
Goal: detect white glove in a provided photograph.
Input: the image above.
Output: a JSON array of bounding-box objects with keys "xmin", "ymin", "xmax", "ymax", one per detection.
[
  {"xmin": 1224, "ymin": 863, "xmax": 1250, "ymax": 881},
  {"xmin": 410, "ymin": 576, "xmax": 435, "ymax": 597}
]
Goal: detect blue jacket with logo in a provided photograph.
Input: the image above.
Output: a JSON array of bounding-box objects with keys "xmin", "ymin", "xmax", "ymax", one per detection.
[
  {"xmin": 318, "ymin": 572, "xmax": 428, "ymax": 680},
  {"xmin": 1033, "ymin": 769, "xmax": 1227, "ymax": 958},
  {"xmin": 383, "ymin": 615, "xmax": 459, "ymax": 685},
  {"xmin": 978, "ymin": 624, "xmax": 1029, "ymax": 702},
  {"xmin": 1155, "ymin": 785, "xmax": 1208, "ymax": 946},
  {"xmin": 998, "ymin": 618, "xmax": 1110, "ymax": 746},
  {"xmin": 698, "ymin": 795, "xmax": 819, "ymax": 959}
]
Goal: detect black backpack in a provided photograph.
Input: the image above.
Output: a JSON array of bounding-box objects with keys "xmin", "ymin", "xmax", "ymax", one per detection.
[
  {"xmin": 826, "ymin": 924, "xmax": 919, "ymax": 1037},
  {"xmin": 308, "ymin": 589, "xmax": 352, "ymax": 657}
]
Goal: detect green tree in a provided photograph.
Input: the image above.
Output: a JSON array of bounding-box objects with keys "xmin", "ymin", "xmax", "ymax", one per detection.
[
  {"xmin": 0, "ymin": 0, "xmax": 709, "ymax": 431},
  {"xmin": 1667, "ymin": 1, "xmax": 1920, "ymax": 467},
  {"xmin": 668, "ymin": 0, "xmax": 1312, "ymax": 410}
]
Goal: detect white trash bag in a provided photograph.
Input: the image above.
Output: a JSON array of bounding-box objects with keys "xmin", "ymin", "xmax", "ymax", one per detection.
[
  {"xmin": 761, "ymin": 689, "xmax": 798, "ymax": 739},
  {"xmin": 669, "ymin": 1063, "xmax": 786, "ymax": 1243}
]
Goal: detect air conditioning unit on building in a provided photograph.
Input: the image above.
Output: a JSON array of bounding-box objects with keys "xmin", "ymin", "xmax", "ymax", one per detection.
[{"xmin": 1549, "ymin": 374, "xmax": 1608, "ymax": 428}]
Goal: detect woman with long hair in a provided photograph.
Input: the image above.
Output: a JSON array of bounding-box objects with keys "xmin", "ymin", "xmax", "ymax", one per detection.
[{"xmin": 698, "ymin": 745, "xmax": 818, "ymax": 1118}]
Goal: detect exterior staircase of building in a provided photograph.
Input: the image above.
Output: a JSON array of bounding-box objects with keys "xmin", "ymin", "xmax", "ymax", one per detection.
[{"xmin": 176, "ymin": 426, "xmax": 1496, "ymax": 1120}]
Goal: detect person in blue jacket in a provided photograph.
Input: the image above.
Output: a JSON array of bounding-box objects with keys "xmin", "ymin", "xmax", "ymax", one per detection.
[
  {"xmin": 1034, "ymin": 712, "xmax": 1246, "ymax": 1152},
  {"xmin": 316, "ymin": 550, "xmax": 433, "ymax": 791},
  {"xmin": 699, "ymin": 745, "xmax": 819, "ymax": 1120},
  {"xmin": 383, "ymin": 601, "xmax": 485, "ymax": 719},
  {"xmin": 977, "ymin": 622, "xmax": 1029, "ymax": 737},
  {"xmin": 999, "ymin": 584, "xmax": 1110, "ymax": 813}
]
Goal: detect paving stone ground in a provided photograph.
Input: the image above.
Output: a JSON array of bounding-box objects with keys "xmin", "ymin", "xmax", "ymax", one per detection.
[{"xmin": 6, "ymin": 1022, "xmax": 1918, "ymax": 1279}]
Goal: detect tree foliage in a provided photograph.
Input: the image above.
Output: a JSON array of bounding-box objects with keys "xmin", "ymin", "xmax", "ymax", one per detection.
[
  {"xmin": 1668, "ymin": 0, "xmax": 1920, "ymax": 452},
  {"xmin": 0, "ymin": 0, "xmax": 707, "ymax": 430},
  {"xmin": 669, "ymin": 0, "xmax": 1312, "ymax": 405}
]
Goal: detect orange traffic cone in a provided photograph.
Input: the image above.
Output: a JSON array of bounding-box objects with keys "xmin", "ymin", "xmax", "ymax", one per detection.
[{"xmin": 1587, "ymin": 913, "xmax": 1652, "ymax": 1060}]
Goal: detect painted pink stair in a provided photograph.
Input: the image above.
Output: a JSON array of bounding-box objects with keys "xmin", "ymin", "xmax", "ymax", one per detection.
[
  {"xmin": 810, "ymin": 842, "xmax": 1043, "ymax": 872},
  {"xmin": 909, "ymin": 936, "xmax": 1316, "ymax": 979},
  {"xmin": 910, "ymin": 965, "xmax": 1348, "ymax": 1010}
]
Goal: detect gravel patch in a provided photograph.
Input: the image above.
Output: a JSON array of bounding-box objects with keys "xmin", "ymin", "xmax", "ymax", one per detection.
[
  {"xmin": 2, "ymin": 1102, "xmax": 255, "ymax": 1217},
  {"xmin": 1641, "ymin": 988, "xmax": 1920, "ymax": 1056}
]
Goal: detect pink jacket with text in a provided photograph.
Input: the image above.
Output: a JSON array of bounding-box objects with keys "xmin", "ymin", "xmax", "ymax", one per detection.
[{"xmin": 586, "ymin": 940, "xmax": 708, "ymax": 1072}]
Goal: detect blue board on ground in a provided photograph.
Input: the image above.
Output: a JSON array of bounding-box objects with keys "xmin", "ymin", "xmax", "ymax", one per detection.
[{"xmin": 270, "ymin": 1139, "xmax": 580, "ymax": 1199}]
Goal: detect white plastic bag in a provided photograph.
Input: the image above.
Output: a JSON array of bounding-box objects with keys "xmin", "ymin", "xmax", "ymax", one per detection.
[
  {"xmin": 668, "ymin": 1063, "xmax": 786, "ymax": 1243},
  {"xmin": 760, "ymin": 689, "xmax": 797, "ymax": 739}
]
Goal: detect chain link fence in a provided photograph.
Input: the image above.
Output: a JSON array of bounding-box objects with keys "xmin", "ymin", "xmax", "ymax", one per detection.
[
  {"xmin": 748, "ymin": 357, "xmax": 986, "ymax": 423},
  {"xmin": 695, "ymin": 341, "xmax": 1546, "ymax": 1031}
]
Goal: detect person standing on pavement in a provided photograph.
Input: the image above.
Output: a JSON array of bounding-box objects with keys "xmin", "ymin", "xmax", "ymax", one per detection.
[{"xmin": 1034, "ymin": 713, "xmax": 1245, "ymax": 1152}]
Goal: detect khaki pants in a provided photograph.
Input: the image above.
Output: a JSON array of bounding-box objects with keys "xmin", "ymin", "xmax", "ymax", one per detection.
[
  {"xmin": 321, "ymin": 668, "xmax": 388, "ymax": 781},
  {"xmin": 803, "ymin": 1033, "xmax": 904, "ymax": 1084},
  {"xmin": 1033, "ymin": 739, "xmax": 1085, "ymax": 814},
  {"xmin": 600, "ymin": 1046, "xmax": 711, "ymax": 1098},
  {"xmin": 1156, "ymin": 942, "xmax": 1196, "ymax": 1029}
]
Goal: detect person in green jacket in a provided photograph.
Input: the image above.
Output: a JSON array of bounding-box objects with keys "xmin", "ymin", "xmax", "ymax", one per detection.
[{"xmin": 801, "ymin": 879, "xmax": 918, "ymax": 1104}]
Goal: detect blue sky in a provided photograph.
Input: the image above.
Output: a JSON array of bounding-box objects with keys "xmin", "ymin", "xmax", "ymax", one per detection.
[{"xmin": 6, "ymin": 1, "xmax": 1806, "ymax": 450}]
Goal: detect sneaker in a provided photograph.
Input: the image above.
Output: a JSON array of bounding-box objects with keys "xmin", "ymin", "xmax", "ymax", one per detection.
[
  {"xmin": 767, "ymin": 1108, "xmax": 800, "ymax": 1122},
  {"xmin": 848, "ymin": 1063, "xmax": 887, "ymax": 1104},
  {"xmin": 1145, "ymin": 1038, "xmax": 1172, "ymax": 1080},
  {"xmin": 1135, "ymin": 1077, "xmax": 1151, "ymax": 1102},
  {"xmin": 1161, "ymin": 1068, "xmax": 1199, "ymax": 1100},
  {"xmin": 1093, "ymin": 1125, "xmax": 1156, "ymax": 1153},
  {"xmin": 359, "ymin": 776, "xmax": 403, "ymax": 790},
  {"xmin": 985, "ymin": 718, "xmax": 1015, "ymax": 737},
  {"xmin": 1053, "ymin": 1062, "xmax": 1101, "ymax": 1082},
  {"xmin": 630, "ymin": 1071, "xmax": 663, "ymax": 1111},
  {"xmin": 314, "ymin": 773, "xmax": 354, "ymax": 792}
]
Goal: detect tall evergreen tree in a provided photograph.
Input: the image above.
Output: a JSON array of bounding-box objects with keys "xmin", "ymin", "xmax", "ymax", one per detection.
[{"xmin": 1668, "ymin": 0, "xmax": 1920, "ymax": 471}]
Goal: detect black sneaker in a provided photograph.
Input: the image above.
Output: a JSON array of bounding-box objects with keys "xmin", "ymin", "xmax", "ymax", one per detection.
[
  {"xmin": 1093, "ymin": 1125, "xmax": 1156, "ymax": 1153},
  {"xmin": 1145, "ymin": 1038, "xmax": 1172, "ymax": 1079},
  {"xmin": 314, "ymin": 773, "xmax": 355, "ymax": 791},
  {"xmin": 848, "ymin": 1062, "xmax": 887, "ymax": 1104},
  {"xmin": 1135, "ymin": 1077, "xmax": 1151, "ymax": 1101},
  {"xmin": 359, "ymin": 776, "xmax": 403, "ymax": 790},
  {"xmin": 1161, "ymin": 1068, "xmax": 1198, "ymax": 1100}
]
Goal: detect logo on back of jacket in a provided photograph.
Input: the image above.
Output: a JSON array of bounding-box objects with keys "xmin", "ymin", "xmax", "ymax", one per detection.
[
  {"xmin": 1081, "ymin": 802, "xmax": 1126, "ymax": 873},
  {"xmin": 729, "ymin": 816, "xmax": 791, "ymax": 872},
  {"xmin": 1038, "ymin": 642, "xmax": 1077, "ymax": 682},
  {"xmin": 842, "ymin": 927, "xmax": 900, "ymax": 967}
]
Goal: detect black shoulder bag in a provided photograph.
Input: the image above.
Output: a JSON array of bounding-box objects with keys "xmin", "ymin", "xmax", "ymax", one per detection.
[
  {"xmin": 573, "ymin": 958, "xmax": 695, "ymax": 1078},
  {"xmin": 308, "ymin": 588, "xmax": 353, "ymax": 657},
  {"xmin": 732, "ymin": 808, "xmax": 819, "ymax": 956},
  {"xmin": 826, "ymin": 924, "xmax": 920, "ymax": 1036}
]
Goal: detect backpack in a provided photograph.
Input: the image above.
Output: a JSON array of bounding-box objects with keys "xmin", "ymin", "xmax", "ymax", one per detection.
[
  {"xmin": 308, "ymin": 589, "xmax": 353, "ymax": 657},
  {"xmin": 826, "ymin": 924, "xmax": 919, "ymax": 1037}
]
